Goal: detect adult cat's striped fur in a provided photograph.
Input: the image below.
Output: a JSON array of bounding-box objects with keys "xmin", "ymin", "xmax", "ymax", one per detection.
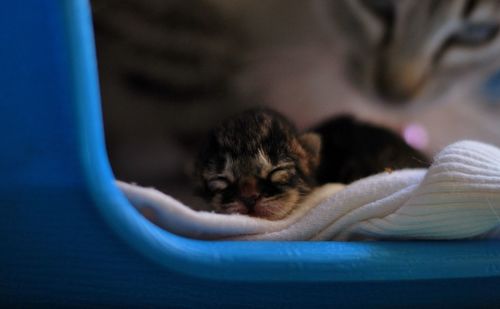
[{"xmin": 91, "ymin": 0, "xmax": 246, "ymax": 208}]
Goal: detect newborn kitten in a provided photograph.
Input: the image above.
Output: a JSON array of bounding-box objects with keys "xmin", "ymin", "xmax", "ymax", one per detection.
[
  {"xmin": 193, "ymin": 108, "xmax": 321, "ymax": 220},
  {"xmin": 193, "ymin": 109, "xmax": 429, "ymax": 220}
]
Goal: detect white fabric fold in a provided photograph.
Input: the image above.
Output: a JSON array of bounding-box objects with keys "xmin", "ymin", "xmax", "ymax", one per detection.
[{"xmin": 118, "ymin": 141, "xmax": 500, "ymax": 241}]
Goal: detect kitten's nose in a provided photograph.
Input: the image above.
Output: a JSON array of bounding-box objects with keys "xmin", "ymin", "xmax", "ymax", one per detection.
[
  {"xmin": 240, "ymin": 179, "xmax": 260, "ymax": 208},
  {"xmin": 240, "ymin": 194, "xmax": 260, "ymax": 209}
]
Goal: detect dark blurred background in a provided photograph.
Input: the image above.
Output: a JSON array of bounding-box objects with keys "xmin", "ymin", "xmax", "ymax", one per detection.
[{"xmin": 91, "ymin": 0, "xmax": 500, "ymax": 209}]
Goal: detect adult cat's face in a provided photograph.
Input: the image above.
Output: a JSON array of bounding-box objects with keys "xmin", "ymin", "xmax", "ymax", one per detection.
[
  {"xmin": 194, "ymin": 109, "xmax": 320, "ymax": 220},
  {"xmin": 317, "ymin": 0, "xmax": 500, "ymax": 104}
]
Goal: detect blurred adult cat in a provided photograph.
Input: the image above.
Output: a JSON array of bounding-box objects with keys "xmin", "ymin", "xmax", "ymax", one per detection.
[{"xmin": 92, "ymin": 0, "xmax": 500, "ymax": 207}]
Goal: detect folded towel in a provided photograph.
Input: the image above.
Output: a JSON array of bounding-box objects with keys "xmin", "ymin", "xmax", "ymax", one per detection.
[{"xmin": 118, "ymin": 141, "xmax": 500, "ymax": 240}]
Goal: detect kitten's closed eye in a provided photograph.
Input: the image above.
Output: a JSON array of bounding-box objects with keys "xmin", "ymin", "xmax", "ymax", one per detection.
[
  {"xmin": 207, "ymin": 176, "xmax": 229, "ymax": 192},
  {"xmin": 268, "ymin": 166, "xmax": 295, "ymax": 184}
]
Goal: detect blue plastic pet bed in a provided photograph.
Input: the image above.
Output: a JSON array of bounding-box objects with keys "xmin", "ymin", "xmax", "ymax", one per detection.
[{"xmin": 2, "ymin": 1, "xmax": 500, "ymax": 307}]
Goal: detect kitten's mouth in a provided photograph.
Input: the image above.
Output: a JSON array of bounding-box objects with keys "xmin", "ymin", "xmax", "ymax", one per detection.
[
  {"xmin": 220, "ymin": 202, "xmax": 249, "ymax": 215},
  {"xmin": 233, "ymin": 192, "xmax": 302, "ymax": 220},
  {"xmin": 217, "ymin": 199, "xmax": 290, "ymax": 220}
]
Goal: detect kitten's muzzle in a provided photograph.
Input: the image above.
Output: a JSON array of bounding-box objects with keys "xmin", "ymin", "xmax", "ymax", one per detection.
[{"xmin": 239, "ymin": 178, "xmax": 261, "ymax": 208}]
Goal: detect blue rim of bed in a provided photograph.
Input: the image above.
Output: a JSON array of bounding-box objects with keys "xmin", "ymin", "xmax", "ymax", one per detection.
[{"xmin": 66, "ymin": 0, "xmax": 500, "ymax": 282}]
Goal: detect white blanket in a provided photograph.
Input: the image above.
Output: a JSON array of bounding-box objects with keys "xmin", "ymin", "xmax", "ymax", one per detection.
[{"xmin": 118, "ymin": 141, "xmax": 500, "ymax": 241}]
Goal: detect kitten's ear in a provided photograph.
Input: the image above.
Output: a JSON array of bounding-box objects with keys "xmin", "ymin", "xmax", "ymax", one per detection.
[{"xmin": 298, "ymin": 132, "xmax": 321, "ymax": 167}]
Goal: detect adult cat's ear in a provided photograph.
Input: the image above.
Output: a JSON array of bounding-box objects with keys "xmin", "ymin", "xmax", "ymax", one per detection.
[{"xmin": 299, "ymin": 132, "xmax": 321, "ymax": 168}]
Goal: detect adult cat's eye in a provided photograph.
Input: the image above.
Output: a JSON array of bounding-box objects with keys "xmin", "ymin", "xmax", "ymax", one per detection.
[
  {"xmin": 452, "ymin": 22, "xmax": 499, "ymax": 46},
  {"xmin": 207, "ymin": 176, "xmax": 229, "ymax": 192}
]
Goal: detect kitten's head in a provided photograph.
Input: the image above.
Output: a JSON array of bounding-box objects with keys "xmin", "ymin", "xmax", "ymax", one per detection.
[
  {"xmin": 193, "ymin": 108, "xmax": 321, "ymax": 220},
  {"xmin": 317, "ymin": 0, "xmax": 500, "ymax": 104}
]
